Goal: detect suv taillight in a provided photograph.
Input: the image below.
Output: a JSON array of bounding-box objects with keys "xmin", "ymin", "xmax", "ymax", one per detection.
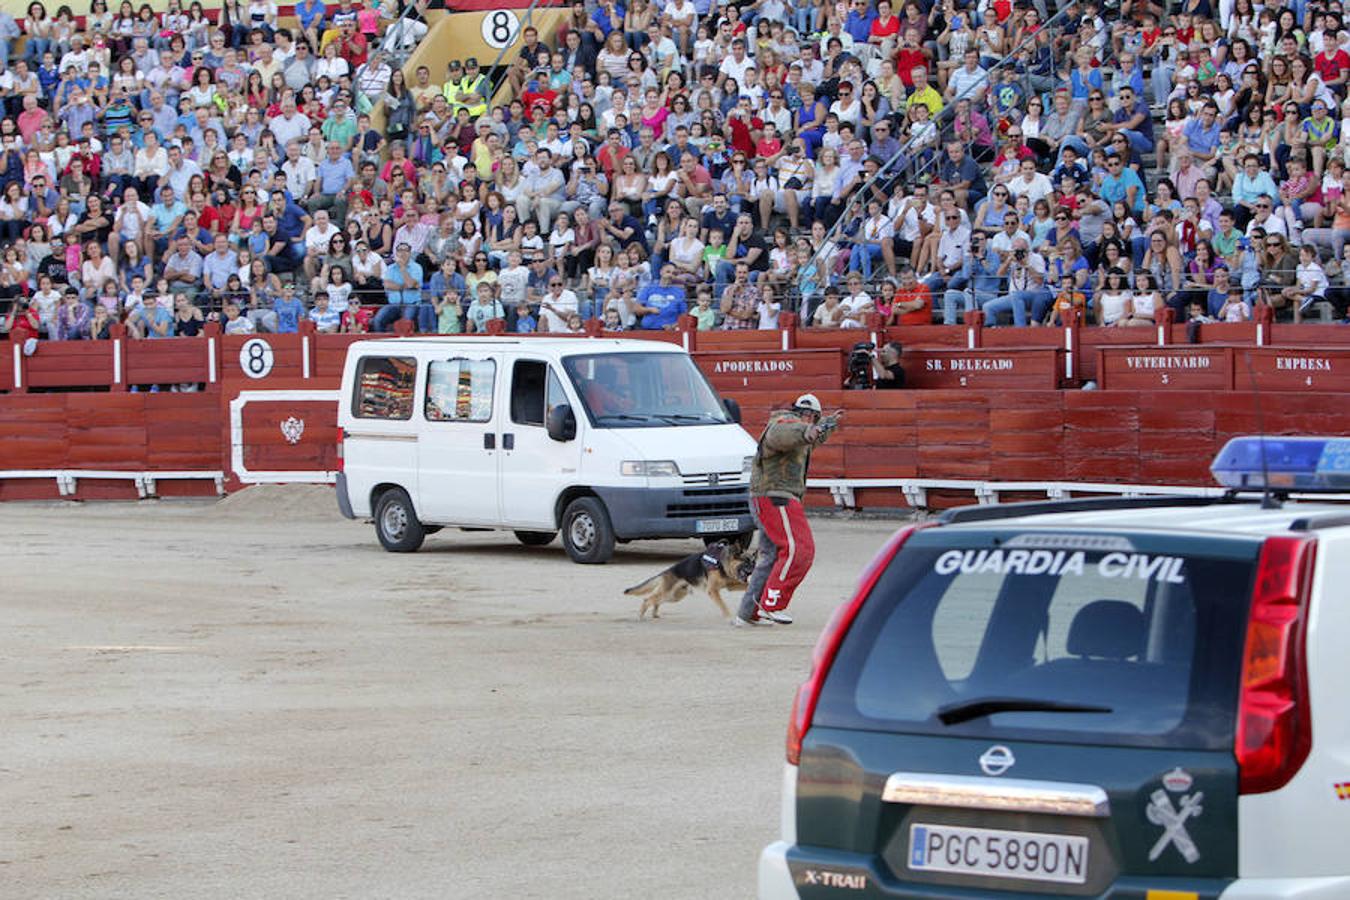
[
  {"xmin": 1236, "ymin": 535, "xmax": 1316, "ymax": 795},
  {"xmin": 786, "ymin": 524, "xmax": 925, "ymax": 765}
]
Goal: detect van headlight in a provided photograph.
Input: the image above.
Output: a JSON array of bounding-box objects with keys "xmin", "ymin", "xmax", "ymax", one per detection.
[{"xmin": 621, "ymin": 460, "xmax": 681, "ymax": 477}]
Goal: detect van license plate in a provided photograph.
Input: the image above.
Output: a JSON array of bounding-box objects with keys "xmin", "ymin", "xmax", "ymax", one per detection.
[
  {"xmin": 695, "ymin": 518, "xmax": 740, "ymax": 534},
  {"xmin": 908, "ymin": 824, "xmax": 1089, "ymax": 885}
]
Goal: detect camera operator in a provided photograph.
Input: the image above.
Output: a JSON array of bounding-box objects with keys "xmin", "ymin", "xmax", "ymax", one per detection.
[
  {"xmin": 982, "ymin": 237, "xmax": 1047, "ymax": 327},
  {"xmin": 871, "ymin": 340, "xmax": 905, "ymax": 388}
]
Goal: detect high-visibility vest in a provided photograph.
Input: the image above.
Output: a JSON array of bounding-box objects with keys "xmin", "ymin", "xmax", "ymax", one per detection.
[{"xmin": 455, "ymin": 74, "xmax": 489, "ymax": 116}]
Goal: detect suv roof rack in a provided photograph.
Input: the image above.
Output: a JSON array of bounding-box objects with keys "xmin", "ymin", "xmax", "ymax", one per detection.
[
  {"xmin": 1287, "ymin": 513, "xmax": 1350, "ymax": 532},
  {"xmin": 938, "ymin": 494, "xmax": 1244, "ymax": 526}
]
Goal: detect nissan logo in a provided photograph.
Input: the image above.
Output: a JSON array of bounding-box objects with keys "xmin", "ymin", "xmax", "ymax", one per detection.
[{"xmin": 979, "ymin": 745, "xmax": 1016, "ymax": 777}]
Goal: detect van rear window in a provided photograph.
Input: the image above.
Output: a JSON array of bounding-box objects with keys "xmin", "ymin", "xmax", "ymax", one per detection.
[
  {"xmin": 818, "ymin": 532, "xmax": 1259, "ymax": 750},
  {"xmin": 353, "ymin": 356, "xmax": 416, "ymax": 420}
]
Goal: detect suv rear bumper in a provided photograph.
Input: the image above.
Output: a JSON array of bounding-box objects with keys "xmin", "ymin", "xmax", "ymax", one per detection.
[
  {"xmin": 758, "ymin": 851, "xmax": 1350, "ymax": 900},
  {"xmin": 1221, "ymin": 878, "xmax": 1350, "ymax": 898},
  {"xmin": 758, "ymin": 841, "xmax": 797, "ymax": 900}
]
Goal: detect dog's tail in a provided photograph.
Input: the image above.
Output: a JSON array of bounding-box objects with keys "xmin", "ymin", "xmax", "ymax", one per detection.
[{"xmin": 623, "ymin": 574, "xmax": 662, "ymax": 596}]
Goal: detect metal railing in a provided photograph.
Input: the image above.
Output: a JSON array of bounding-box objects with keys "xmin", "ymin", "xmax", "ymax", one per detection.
[
  {"xmin": 483, "ymin": 0, "xmax": 571, "ymax": 108},
  {"xmin": 798, "ymin": 0, "xmax": 1082, "ymax": 295}
]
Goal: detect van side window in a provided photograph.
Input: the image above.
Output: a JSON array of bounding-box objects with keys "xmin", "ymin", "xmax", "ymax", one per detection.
[
  {"xmin": 510, "ymin": 361, "xmax": 569, "ymax": 427},
  {"xmin": 353, "ymin": 356, "xmax": 416, "ymax": 420},
  {"xmin": 425, "ymin": 358, "xmax": 496, "ymax": 422}
]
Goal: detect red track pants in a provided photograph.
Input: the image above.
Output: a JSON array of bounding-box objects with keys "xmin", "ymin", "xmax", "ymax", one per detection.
[{"xmin": 752, "ymin": 495, "xmax": 816, "ymax": 612}]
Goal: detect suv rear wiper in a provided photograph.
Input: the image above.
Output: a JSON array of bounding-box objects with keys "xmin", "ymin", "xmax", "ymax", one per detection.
[{"xmin": 937, "ymin": 697, "xmax": 1113, "ymax": 726}]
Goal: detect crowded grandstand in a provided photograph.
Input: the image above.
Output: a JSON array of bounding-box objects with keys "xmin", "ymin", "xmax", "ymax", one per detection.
[{"xmin": 0, "ymin": 0, "xmax": 1345, "ymax": 348}]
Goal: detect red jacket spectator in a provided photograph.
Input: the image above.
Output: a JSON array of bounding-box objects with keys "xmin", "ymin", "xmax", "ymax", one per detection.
[{"xmin": 1315, "ymin": 46, "xmax": 1350, "ymax": 85}]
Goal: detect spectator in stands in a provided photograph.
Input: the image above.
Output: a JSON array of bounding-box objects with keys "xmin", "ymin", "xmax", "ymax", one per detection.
[
  {"xmin": 888, "ymin": 266, "xmax": 930, "ymax": 326},
  {"xmin": 632, "ymin": 264, "xmax": 687, "ymax": 329},
  {"xmin": 375, "ymin": 242, "xmax": 432, "ymax": 333},
  {"xmin": 0, "ymin": 0, "xmax": 1337, "ymax": 358},
  {"xmin": 941, "ymin": 230, "xmax": 1000, "ymax": 325}
]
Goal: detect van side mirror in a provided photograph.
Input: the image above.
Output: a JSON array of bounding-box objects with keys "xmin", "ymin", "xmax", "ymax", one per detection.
[
  {"xmin": 547, "ymin": 403, "xmax": 577, "ymax": 442},
  {"xmin": 723, "ymin": 398, "xmax": 742, "ymax": 424}
]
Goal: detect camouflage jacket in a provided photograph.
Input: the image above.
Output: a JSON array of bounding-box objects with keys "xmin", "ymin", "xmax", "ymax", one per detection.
[{"xmin": 749, "ymin": 409, "xmax": 833, "ymax": 500}]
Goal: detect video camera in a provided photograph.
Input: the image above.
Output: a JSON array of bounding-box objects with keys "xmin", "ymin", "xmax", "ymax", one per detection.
[{"xmin": 845, "ymin": 341, "xmax": 875, "ymax": 390}]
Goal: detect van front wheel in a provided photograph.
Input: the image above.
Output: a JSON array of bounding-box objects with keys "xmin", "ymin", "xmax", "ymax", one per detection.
[
  {"xmin": 561, "ymin": 497, "xmax": 615, "ymax": 564},
  {"xmin": 374, "ymin": 488, "xmax": 426, "ymax": 553}
]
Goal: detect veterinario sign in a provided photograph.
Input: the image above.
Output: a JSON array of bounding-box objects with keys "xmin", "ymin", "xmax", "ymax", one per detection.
[{"xmin": 1096, "ymin": 346, "xmax": 1235, "ymax": 390}]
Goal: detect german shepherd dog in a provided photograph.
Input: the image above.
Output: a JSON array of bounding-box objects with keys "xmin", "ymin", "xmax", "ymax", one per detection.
[{"xmin": 625, "ymin": 539, "xmax": 758, "ymax": 619}]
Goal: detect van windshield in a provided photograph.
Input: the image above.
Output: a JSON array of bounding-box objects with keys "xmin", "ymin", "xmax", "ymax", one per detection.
[
  {"xmin": 561, "ymin": 352, "xmax": 732, "ymax": 428},
  {"xmin": 818, "ymin": 530, "xmax": 1260, "ymax": 750}
]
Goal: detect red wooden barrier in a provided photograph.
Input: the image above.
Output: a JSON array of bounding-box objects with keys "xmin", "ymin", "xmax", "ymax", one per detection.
[
  {"xmin": 4, "ymin": 382, "xmax": 1350, "ymax": 506},
  {"xmin": 0, "ymin": 392, "xmax": 220, "ymax": 500},
  {"xmin": 125, "ymin": 337, "xmax": 212, "ymax": 388},
  {"xmin": 0, "ymin": 341, "xmax": 15, "ymax": 392},
  {"xmin": 22, "ymin": 341, "xmax": 117, "ymax": 389}
]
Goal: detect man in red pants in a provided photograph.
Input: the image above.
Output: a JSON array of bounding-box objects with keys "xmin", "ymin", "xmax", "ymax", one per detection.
[{"xmin": 735, "ymin": 394, "xmax": 842, "ymax": 627}]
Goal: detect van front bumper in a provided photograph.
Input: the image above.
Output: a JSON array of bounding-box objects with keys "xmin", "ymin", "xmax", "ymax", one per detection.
[{"xmin": 592, "ymin": 485, "xmax": 753, "ymax": 540}]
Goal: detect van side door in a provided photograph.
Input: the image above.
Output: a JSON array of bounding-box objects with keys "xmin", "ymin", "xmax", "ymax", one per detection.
[
  {"xmin": 498, "ymin": 357, "xmax": 583, "ymax": 529},
  {"xmin": 417, "ymin": 354, "xmax": 502, "ymax": 526}
]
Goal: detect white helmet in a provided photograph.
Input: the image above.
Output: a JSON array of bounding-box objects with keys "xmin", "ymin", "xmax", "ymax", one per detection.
[{"xmin": 793, "ymin": 393, "xmax": 822, "ymax": 413}]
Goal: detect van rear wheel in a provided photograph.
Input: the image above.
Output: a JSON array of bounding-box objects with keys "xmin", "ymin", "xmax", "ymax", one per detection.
[
  {"xmin": 374, "ymin": 488, "xmax": 426, "ymax": 553},
  {"xmin": 561, "ymin": 497, "xmax": 615, "ymax": 564},
  {"xmin": 514, "ymin": 530, "xmax": 557, "ymax": 547}
]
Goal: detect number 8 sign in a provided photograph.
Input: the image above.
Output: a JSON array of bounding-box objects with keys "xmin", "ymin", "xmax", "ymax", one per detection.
[
  {"xmin": 481, "ymin": 10, "xmax": 520, "ymax": 49},
  {"xmin": 240, "ymin": 338, "xmax": 275, "ymax": 379}
]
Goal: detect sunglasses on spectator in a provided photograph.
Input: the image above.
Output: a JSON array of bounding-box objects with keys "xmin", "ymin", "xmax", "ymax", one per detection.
[
  {"xmin": 1055, "ymin": 215, "xmax": 1068, "ymax": 221},
  {"xmin": 945, "ymin": 214, "xmax": 960, "ymax": 221}
]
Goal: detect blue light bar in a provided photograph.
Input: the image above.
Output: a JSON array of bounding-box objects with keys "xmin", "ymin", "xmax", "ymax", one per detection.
[{"xmin": 1211, "ymin": 436, "xmax": 1350, "ymax": 490}]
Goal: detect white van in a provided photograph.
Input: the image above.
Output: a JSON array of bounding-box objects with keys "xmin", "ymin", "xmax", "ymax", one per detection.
[{"xmin": 335, "ymin": 337, "xmax": 759, "ymax": 563}]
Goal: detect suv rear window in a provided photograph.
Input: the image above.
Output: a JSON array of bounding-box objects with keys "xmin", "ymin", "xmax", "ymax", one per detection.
[{"xmin": 818, "ymin": 530, "xmax": 1259, "ymax": 750}]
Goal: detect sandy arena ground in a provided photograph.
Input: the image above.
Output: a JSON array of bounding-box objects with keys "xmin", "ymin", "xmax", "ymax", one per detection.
[{"xmin": 0, "ymin": 488, "xmax": 907, "ymax": 900}]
